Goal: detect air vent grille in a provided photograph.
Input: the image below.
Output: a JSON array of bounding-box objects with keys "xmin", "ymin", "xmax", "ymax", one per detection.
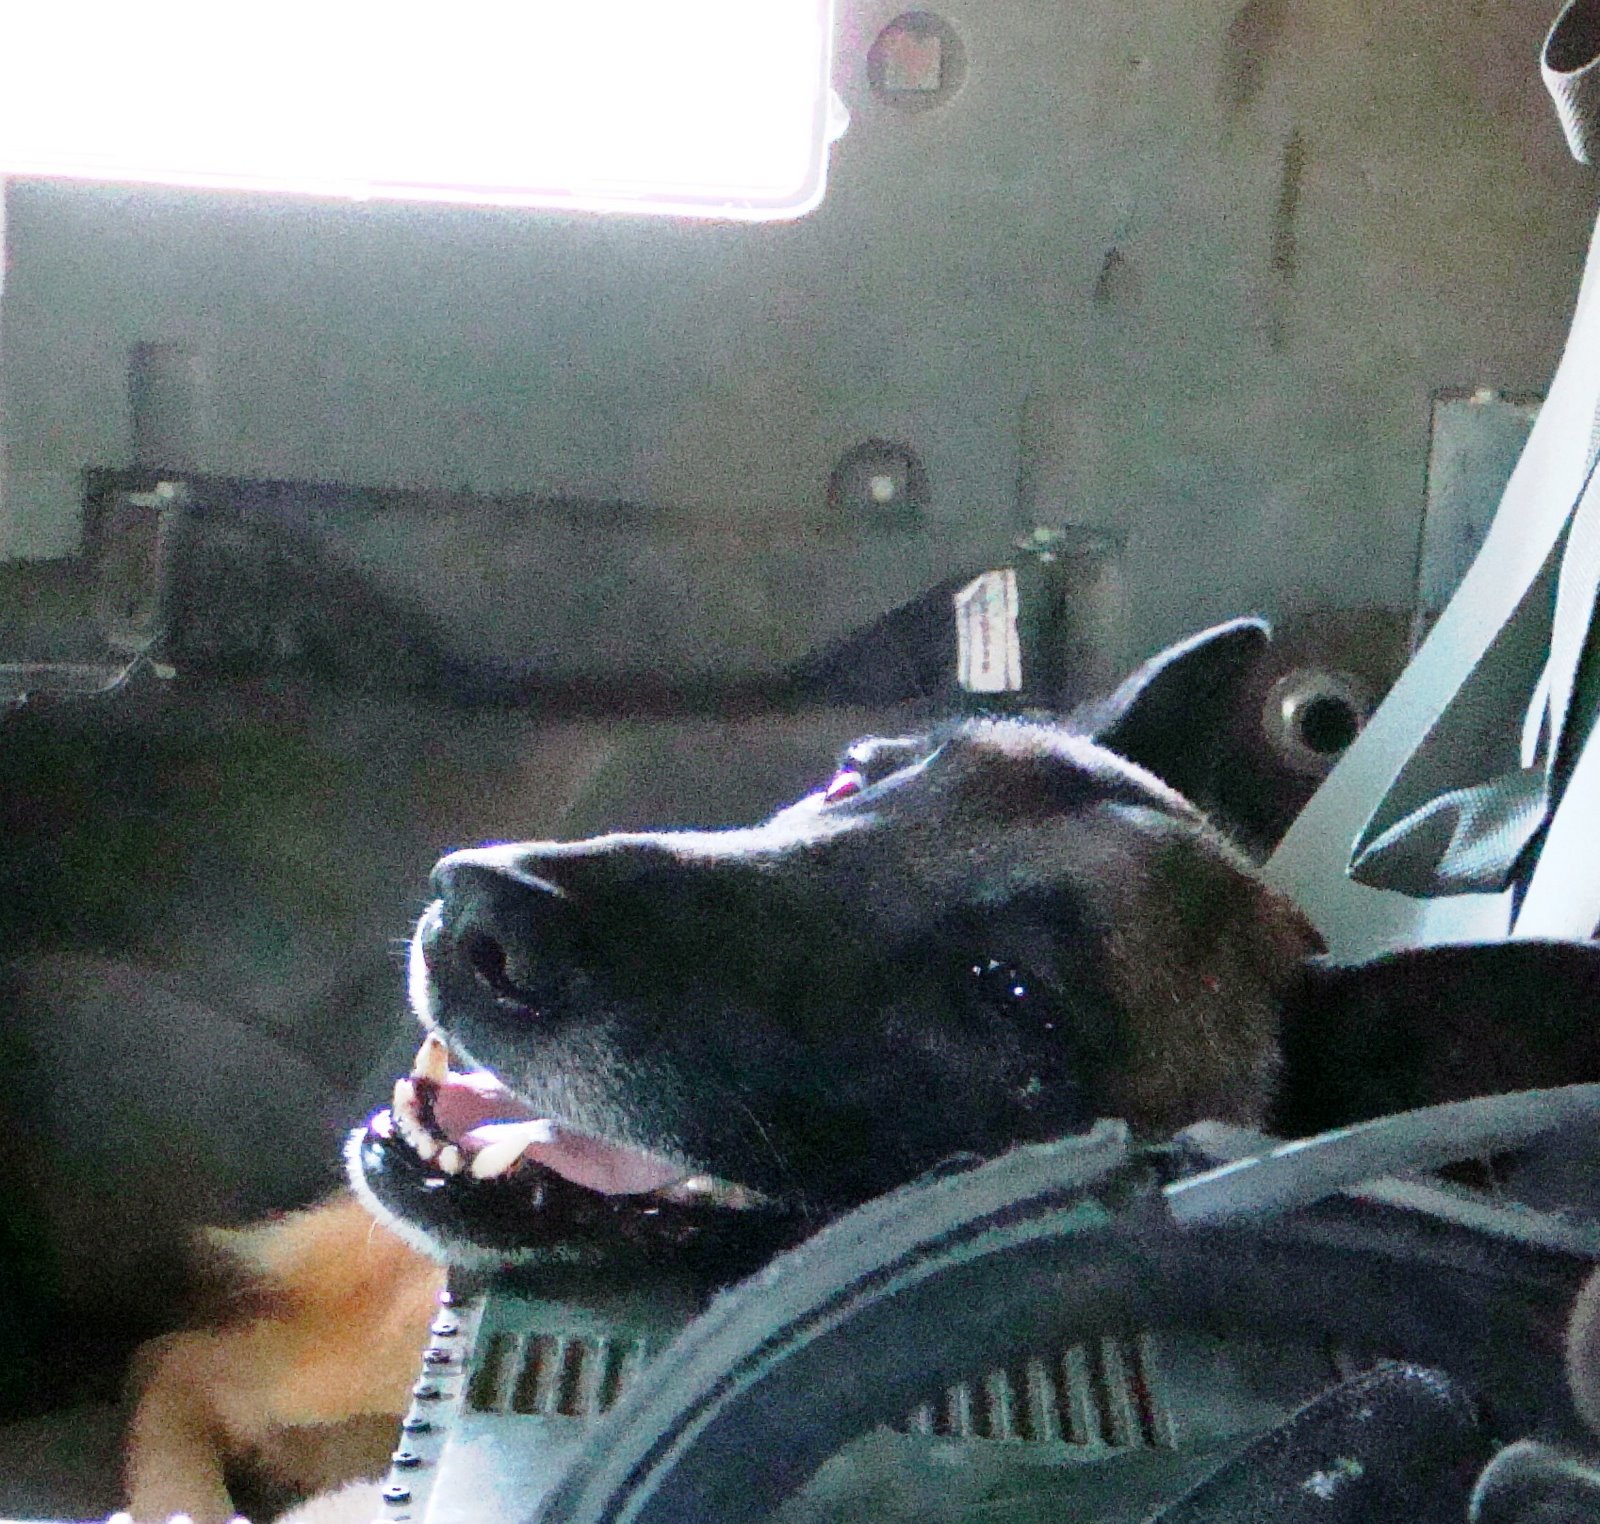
[
  {"xmin": 467, "ymin": 1329, "xmax": 659, "ymax": 1420},
  {"xmin": 897, "ymin": 1334, "xmax": 1171, "ymax": 1448},
  {"xmin": 468, "ymin": 1327, "xmax": 1175, "ymax": 1446}
]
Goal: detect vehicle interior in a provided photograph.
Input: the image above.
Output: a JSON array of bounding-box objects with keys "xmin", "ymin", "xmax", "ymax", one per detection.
[{"xmin": 3, "ymin": 0, "xmax": 1600, "ymax": 1520}]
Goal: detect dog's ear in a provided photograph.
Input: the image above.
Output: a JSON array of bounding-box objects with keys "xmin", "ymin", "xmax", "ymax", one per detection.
[
  {"xmin": 1272, "ymin": 939, "xmax": 1600, "ymax": 1137},
  {"xmin": 1071, "ymin": 618, "xmax": 1270, "ymax": 803}
]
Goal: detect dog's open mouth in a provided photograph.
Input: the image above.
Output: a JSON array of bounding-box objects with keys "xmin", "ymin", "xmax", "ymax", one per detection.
[
  {"xmin": 382, "ymin": 1033, "xmax": 760, "ymax": 1210},
  {"xmin": 354, "ymin": 1033, "xmax": 804, "ymax": 1271}
]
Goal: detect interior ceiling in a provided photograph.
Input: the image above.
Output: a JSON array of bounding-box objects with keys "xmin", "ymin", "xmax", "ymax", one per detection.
[{"xmin": 0, "ymin": 0, "xmax": 1593, "ymax": 665}]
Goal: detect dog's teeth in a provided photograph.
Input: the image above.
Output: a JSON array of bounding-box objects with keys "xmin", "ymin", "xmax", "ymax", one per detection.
[
  {"xmin": 468, "ymin": 1137, "xmax": 529, "ymax": 1182},
  {"xmin": 392, "ymin": 1078, "xmax": 440, "ymax": 1161},
  {"xmin": 468, "ymin": 1122, "xmax": 546, "ymax": 1181},
  {"xmin": 437, "ymin": 1143, "xmax": 464, "ymax": 1175},
  {"xmin": 662, "ymin": 1175, "xmax": 760, "ymax": 1209},
  {"xmin": 413, "ymin": 1032, "xmax": 450, "ymax": 1085},
  {"xmin": 393, "ymin": 1076, "xmax": 419, "ymax": 1124}
]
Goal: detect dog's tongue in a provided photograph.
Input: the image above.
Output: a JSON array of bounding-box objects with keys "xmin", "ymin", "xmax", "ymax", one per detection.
[
  {"xmin": 467, "ymin": 1118, "xmax": 686, "ymax": 1195},
  {"xmin": 418, "ymin": 1045, "xmax": 684, "ymax": 1196}
]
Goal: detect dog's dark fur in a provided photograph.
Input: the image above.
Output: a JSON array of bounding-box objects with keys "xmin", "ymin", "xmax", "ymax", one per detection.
[{"xmin": 128, "ymin": 620, "xmax": 1600, "ymax": 1520}]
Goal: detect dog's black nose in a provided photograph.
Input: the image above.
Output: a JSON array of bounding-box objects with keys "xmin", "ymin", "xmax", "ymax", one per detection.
[{"xmin": 429, "ymin": 849, "xmax": 575, "ymax": 1012}]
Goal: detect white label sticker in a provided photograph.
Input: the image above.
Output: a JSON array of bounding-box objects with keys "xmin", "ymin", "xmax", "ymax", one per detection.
[{"xmin": 954, "ymin": 569, "xmax": 1022, "ymax": 693}]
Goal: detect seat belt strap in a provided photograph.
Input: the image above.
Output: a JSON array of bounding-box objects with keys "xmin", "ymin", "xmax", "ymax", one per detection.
[
  {"xmin": 1515, "ymin": 713, "xmax": 1600, "ymax": 936},
  {"xmin": 1546, "ymin": 0, "xmax": 1600, "ymax": 164},
  {"xmin": 1266, "ymin": 0, "xmax": 1600, "ymax": 954}
]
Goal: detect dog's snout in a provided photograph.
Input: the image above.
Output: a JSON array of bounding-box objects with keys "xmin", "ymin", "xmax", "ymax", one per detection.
[
  {"xmin": 428, "ymin": 851, "xmax": 575, "ymax": 1012},
  {"xmin": 431, "ymin": 849, "xmax": 577, "ymax": 906},
  {"xmin": 432, "ymin": 851, "xmax": 520, "ymax": 901},
  {"xmin": 458, "ymin": 924, "xmax": 511, "ymax": 990}
]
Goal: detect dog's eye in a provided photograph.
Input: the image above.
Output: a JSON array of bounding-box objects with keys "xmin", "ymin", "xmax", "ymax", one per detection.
[
  {"xmin": 970, "ymin": 958, "xmax": 1027, "ymax": 999},
  {"xmin": 967, "ymin": 958, "xmax": 1055, "ymax": 1033},
  {"xmin": 823, "ymin": 768, "xmax": 865, "ymax": 803}
]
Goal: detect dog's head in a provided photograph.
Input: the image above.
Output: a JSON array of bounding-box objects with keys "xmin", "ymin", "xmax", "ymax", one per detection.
[{"xmin": 351, "ymin": 619, "xmax": 1323, "ymax": 1269}]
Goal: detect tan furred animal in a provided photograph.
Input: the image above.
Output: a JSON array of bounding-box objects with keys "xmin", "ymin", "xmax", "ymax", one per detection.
[{"xmin": 125, "ymin": 1195, "xmax": 441, "ymax": 1524}]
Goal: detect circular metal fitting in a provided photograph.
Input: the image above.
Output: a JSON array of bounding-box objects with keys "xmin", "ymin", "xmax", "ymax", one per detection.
[{"xmin": 1262, "ymin": 668, "xmax": 1372, "ymax": 777}]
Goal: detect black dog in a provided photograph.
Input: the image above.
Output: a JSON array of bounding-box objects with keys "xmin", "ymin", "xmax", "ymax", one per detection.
[
  {"xmin": 128, "ymin": 617, "xmax": 1600, "ymax": 1524},
  {"xmin": 349, "ymin": 618, "xmax": 1600, "ymax": 1272}
]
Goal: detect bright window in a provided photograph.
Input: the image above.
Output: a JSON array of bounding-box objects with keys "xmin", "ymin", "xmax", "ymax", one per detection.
[{"xmin": 0, "ymin": 1, "xmax": 843, "ymax": 219}]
